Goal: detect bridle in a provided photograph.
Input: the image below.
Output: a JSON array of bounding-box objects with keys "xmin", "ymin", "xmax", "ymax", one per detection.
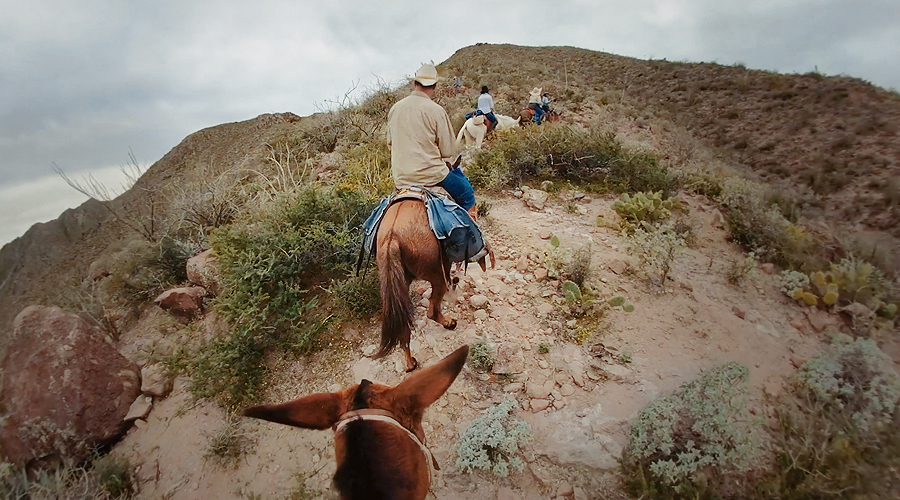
[{"xmin": 333, "ymin": 409, "xmax": 437, "ymax": 486}]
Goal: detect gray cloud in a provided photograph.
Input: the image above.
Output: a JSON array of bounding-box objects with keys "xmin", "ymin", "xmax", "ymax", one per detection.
[{"xmin": 2, "ymin": 0, "xmax": 898, "ymax": 246}]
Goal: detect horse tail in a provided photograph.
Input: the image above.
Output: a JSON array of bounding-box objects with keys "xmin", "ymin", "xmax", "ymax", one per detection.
[
  {"xmin": 375, "ymin": 236, "xmax": 413, "ymax": 359},
  {"xmin": 456, "ymin": 120, "xmax": 466, "ymax": 144}
]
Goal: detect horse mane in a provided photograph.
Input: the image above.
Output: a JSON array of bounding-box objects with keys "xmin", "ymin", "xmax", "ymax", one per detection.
[{"xmin": 334, "ymin": 420, "xmax": 416, "ymax": 498}]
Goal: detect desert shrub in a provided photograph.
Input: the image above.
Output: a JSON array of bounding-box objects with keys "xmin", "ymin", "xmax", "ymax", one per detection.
[
  {"xmin": 624, "ymin": 221, "xmax": 689, "ymax": 286},
  {"xmin": 0, "ymin": 454, "xmax": 135, "ymax": 499},
  {"xmin": 329, "ymin": 272, "xmax": 381, "ymax": 318},
  {"xmin": 469, "ymin": 123, "xmax": 671, "ymax": 194},
  {"xmin": 103, "ymin": 236, "xmax": 197, "ymax": 303},
  {"xmin": 334, "ymin": 136, "xmax": 393, "ymax": 198},
  {"xmin": 726, "ymin": 251, "xmax": 759, "ymax": 285},
  {"xmin": 622, "ymin": 362, "xmax": 757, "ymax": 499},
  {"xmin": 177, "ymin": 185, "xmax": 372, "ymax": 409},
  {"xmin": 170, "ymin": 166, "xmax": 245, "ymax": 238},
  {"xmin": 468, "ymin": 339, "xmax": 495, "ymax": 372},
  {"xmin": 760, "ymin": 334, "xmax": 900, "ymax": 499},
  {"xmin": 455, "ymin": 401, "xmax": 533, "ymax": 477}
]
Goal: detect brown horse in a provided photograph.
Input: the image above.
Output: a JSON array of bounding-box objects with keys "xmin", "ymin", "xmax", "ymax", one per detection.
[
  {"xmin": 244, "ymin": 345, "xmax": 468, "ymax": 500},
  {"xmin": 518, "ymin": 107, "xmax": 561, "ymax": 126},
  {"xmin": 375, "ymin": 197, "xmax": 493, "ymax": 371}
]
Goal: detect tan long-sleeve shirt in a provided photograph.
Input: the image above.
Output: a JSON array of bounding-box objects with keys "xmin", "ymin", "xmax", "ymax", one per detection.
[{"xmin": 386, "ymin": 90, "xmax": 458, "ymax": 187}]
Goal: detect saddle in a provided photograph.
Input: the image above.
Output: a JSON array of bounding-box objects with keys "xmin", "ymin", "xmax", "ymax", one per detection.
[{"xmin": 357, "ymin": 187, "xmax": 489, "ymax": 274}]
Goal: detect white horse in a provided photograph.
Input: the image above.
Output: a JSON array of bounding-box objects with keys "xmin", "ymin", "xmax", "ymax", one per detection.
[{"xmin": 456, "ymin": 114, "xmax": 519, "ymax": 149}]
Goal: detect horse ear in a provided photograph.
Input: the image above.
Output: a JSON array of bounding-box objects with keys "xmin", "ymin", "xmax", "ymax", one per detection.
[
  {"xmin": 244, "ymin": 392, "xmax": 345, "ymax": 430},
  {"xmin": 393, "ymin": 345, "xmax": 468, "ymax": 410}
]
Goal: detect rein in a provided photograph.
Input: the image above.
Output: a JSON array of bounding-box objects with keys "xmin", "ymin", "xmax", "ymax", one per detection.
[{"xmin": 333, "ymin": 409, "xmax": 437, "ymax": 486}]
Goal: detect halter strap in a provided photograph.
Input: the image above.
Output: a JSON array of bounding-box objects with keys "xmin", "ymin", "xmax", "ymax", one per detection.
[{"xmin": 333, "ymin": 409, "xmax": 437, "ymax": 487}]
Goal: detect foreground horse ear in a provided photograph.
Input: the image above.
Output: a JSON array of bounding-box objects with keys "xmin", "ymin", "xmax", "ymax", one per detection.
[
  {"xmin": 393, "ymin": 345, "xmax": 468, "ymax": 409},
  {"xmin": 244, "ymin": 392, "xmax": 344, "ymax": 430}
]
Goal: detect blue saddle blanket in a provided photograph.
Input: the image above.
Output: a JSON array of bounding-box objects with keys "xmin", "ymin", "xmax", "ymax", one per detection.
[{"xmin": 361, "ymin": 189, "xmax": 487, "ymax": 264}]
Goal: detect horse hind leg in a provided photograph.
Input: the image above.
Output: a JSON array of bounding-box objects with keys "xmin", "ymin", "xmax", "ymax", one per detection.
[{"xmin": 427, "ymin": 275, "xmax": 457, "ymax": 330}]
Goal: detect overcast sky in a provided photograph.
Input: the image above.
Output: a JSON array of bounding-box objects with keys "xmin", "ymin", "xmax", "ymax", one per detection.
[{"xmin": 2, "ymin": 0, "xmax": 898, "ymax": 247}]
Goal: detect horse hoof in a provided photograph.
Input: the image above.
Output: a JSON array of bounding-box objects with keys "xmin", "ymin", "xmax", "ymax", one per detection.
[
  {"xmin": 443, "ymin": 318, "xmax": 457, "ymax": 330},
  {"xmin": 405, "ymin": 358, "xmax": 419, "ymax": 372}
]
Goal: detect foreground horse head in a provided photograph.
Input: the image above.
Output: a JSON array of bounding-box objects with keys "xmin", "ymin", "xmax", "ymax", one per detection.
[
  {"xmin": 376, "ymin": 198, "xmax": 493, "ymax": 371},
  {"xmin": 244, "ymin": 345, "xmax": 469, "ymax": 500}
]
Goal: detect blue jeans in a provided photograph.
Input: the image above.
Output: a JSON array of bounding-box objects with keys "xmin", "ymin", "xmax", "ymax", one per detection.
[
  {"xmin": 438, "ymin": 166, "xmax": 476, "ymax": 210},
  {"xmin": 529, "ymin": 103, "xmax": 544, "ymax": 123}
]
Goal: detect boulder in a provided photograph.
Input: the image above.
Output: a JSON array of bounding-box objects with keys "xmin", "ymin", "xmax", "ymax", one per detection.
[
  {"xmin": 186, "ymin": 248, "xmax": 221, "ymax": 296},
  {"xmin": 0, "ymin": 305, "xmax": 141, "ymax": 467},
  {"xmin": 154, "ymin": 286, "xmax": 206, "ymax": 322}
]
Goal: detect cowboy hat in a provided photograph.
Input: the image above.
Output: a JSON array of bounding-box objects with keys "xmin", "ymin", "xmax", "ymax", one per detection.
[
  {"xmin": 412, "ymin": 63, "xmax": 439, "ymax": 86},
  {"xmin": 529, "ymin": 87, "xmax": 542, "ymax": 98}
]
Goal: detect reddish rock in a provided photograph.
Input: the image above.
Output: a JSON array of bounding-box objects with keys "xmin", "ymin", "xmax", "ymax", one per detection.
[
  {"xmin": 760, "ymin": 263, "xmax": 776, "ymax": 274},
  {"xmin": 186, "ymin": 248, "xmax": 221, "ymax": 296},
  {"xmin": 732, "ymin": 305, "xmax": 747, "ymax": 320},
  {"xmin": 0, "ymin": 305, "xmax": 141, "ymax": 467},
  {"xmin": 154, "ymin": 286, "xmax": 206, "ymax": 322}
]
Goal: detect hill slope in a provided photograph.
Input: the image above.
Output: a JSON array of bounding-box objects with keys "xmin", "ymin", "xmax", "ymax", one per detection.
[{"xmin": 1, "ymin": 44, "xmax": 899, "ymax": 498}]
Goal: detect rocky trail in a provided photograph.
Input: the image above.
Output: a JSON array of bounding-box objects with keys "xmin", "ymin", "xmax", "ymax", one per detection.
[{"xmin": 110, "ymin": 187, "xmax": 830, "ymax": 500}]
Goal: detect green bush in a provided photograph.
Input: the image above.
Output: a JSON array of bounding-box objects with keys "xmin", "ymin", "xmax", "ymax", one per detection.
[
  {"xmin": 329, "ymin": 272, "xmax": 381, "ymax": 318},
  {"xmin": 176, "ymin": 185, "xmax": 372, "ymax": 409},
  {"xmin": 612, "ymin": 191, "xmax": 683, "ymax": 225},
  {"xmin": 468, "ymin": 123, "xmax": 671, "ymax": 194},
  {"xmin": 761, "ymin": 334, "xmax": 900, "ymax": 499},
  {"xmin": 624, "ymin": 221, "xmax": 689, "ymax": 286},
  {"xmin": 622, "ymin": 362, "xmax": 757, "ymax": 499},
  {"xmin": 468, "ymin": 339, "xmax": 495, "ymax": 372},
  {"xmin": 455, "ymin": 401, "xmax": 533, "ymax": 477}
]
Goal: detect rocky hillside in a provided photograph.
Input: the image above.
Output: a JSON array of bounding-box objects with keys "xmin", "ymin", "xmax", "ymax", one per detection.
[{"xmin": 1, "ymin": 44, "xmax": 899, "ymax": 499}]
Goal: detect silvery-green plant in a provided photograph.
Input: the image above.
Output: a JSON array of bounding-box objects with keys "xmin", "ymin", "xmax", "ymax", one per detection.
[
  {"xmin": 622, "ymin": 362, "xmax": 756, "ymax": 496},
  {"xmin": 455, "ymin": 401, "xmax": 532, "ymax": 477}
]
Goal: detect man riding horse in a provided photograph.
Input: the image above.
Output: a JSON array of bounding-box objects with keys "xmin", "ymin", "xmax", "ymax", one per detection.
[{"xmin": 386, "ymin": 63, "xmax": 479, "ymax": 222}]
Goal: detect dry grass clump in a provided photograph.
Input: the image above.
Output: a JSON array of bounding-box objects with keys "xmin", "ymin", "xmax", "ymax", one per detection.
[
  {"xmin": 1, "ymin": 454, "xmax": 136, "ymax": 499},
  {"xmin": 757, "ymin": 334, "xmax": 900, "ymax": 499}
]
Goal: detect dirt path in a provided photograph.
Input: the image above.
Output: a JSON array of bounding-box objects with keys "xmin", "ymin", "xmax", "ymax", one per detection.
[{"xmin": 112, "ymin": 190, "xmax": 828, "ymax": 499}]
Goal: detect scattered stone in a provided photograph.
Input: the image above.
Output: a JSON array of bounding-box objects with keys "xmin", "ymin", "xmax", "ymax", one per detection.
[
  {"xmin": 522, "ymin": 187, "xmax": 549, "ymax": 211},
  {"xmin": 154, "ymin": 286, "xmax": 206, "ymax": 323},
  {"xmin": 536, "ymin": 303, "xmax": 555, "ymax": 316},
  {"xmin": 473, "ymin": 309, "xmax": 489, "ymax": 321},
  {"xmin": 556, "ymin": 481, "xmax": 575, "ymax": 498},
  {"xmin": 141, "ymin": 363, "xmax": 173, "ymax": 397},
  {"xmin": 503, "ymin": 382, "xmax": 524, "ymax": 393},
  {"xmin": 516, "ymin": 254, "xmax": 529, "ymax": 272},
  {"xmin": 760, "ymin": 263, "xmax": 776, "ymax": 274},
  {"xmin": 493, "ymin": 343, "xmax": 526, "ymax": 374},
  {"xmin": 806, "ymin": 308, "xmax": 829, "ymax": 332},
  {"xmin": 125, "ymin": 396, "xmax": 153, "ymax": 421},
  {"xmin": 732, "ymin": 305, "xmax": 747, "ymax": 320},
  {"xmin": 470, "ymin": 294, "xmax": 490, "ymax": 309},
  {"xmin": 530, "ymin": 399, "xmax": 551, "ymax": 412},
  {"xmin": 538, "ymin": 229, "xmax": 553, "ymax": 240}
]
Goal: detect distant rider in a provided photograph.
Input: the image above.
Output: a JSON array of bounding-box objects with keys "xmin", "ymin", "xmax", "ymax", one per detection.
[
  {"xmin": 527, "ymin": 87, "xmax": 545, "ymax": 123},
  {"xmin": 476, "ymin": 86, "xmax": 498, "ymax": 134}
]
